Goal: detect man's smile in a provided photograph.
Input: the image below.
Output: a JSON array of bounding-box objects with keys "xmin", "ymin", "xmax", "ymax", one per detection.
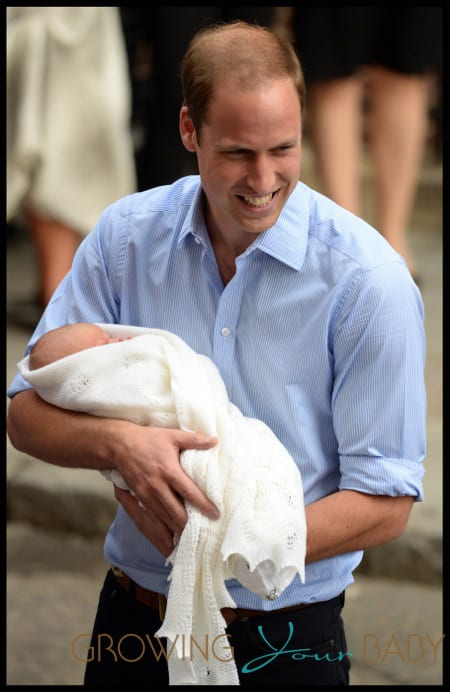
[{"xmin": 238, "ymin": 191, "xmax": 278, "ymax": 208}]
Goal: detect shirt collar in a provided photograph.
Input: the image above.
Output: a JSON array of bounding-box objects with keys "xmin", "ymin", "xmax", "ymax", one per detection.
[
  {"xmin": 178, "ymin": 183, "xmax": 208, "ymax": 246},
  {"xmin": 179, "ymin": 181, "xmax": 309, "ymax": 271},
  {"xmin": 251, "ymin": 183, "xmax": 309, "ymax": 271}
]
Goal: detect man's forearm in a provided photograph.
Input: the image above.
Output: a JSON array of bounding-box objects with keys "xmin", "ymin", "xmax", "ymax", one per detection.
[
  {"xmin": 305, "ymin": 489, "xmax": 414, "ymax": 563},
  {"xmin": 7, "ymin": 389, "xmax": 125, "ymax": 470},
  {"xmin": 7, "ymin": 388, "xmax": 221, "ymax": 552}
]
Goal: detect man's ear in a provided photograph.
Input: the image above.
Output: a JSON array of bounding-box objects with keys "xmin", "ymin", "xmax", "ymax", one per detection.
[{"xmin": 179, "ymin": 106, "xmax": 197, "ymax": 152}]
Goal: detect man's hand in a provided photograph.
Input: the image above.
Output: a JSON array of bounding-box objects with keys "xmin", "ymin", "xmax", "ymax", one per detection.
[
  {"xmin": 111, "ymin": 426, "xmax": 219, "ymax": 556},
  {"xmin": 7, "ymin": 390, "xmax": 219, "ymax": 556}
]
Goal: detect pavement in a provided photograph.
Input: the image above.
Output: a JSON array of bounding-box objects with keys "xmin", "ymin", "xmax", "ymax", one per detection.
[{"xmin": 5, "ymin": 142, "xmax": 444, "ymax": 686}]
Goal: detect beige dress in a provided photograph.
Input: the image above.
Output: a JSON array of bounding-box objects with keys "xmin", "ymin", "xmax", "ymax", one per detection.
[{"xmin": 7, "ymin": 7, "xmax": 136, "ymax": 234}]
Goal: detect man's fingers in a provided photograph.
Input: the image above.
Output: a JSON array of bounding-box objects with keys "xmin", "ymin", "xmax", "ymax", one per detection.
[
  {"xmin": 112, "ymin": 428, "xmax": 220, "ymax": 554},
  {"xmin": 177, "ymin": 431, "xmax": 218, "ymax": 450},
  {"xmin": 177, "ymin": 481, "xmax": 220, "ymax": 519},
  {"xmin": 169, "ymin": 430, "xmax": 221, "ymax": 519}
]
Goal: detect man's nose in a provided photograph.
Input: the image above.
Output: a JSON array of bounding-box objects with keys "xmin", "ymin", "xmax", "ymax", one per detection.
[{"xmin": 245, "ymin": 155, "xmax": 276, "ymax": 192}]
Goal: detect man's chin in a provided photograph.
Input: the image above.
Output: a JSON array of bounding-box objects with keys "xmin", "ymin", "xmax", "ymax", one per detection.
[{"xmin": 240, "ymin": 212, "xmax": 280, "ymax": 235}]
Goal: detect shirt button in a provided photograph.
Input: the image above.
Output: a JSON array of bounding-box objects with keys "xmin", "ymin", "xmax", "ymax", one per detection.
[
  {"xmin": 221, "ymin": 327, "xmax": 231, "ymax": 337},
  {"xmin": 194, "ymin": 236, "xmax": 201, "ymax": 245}
]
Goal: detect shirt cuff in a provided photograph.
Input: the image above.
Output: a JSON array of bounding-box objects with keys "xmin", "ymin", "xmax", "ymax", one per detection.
[{"xmin": 339, "ymin": 455, "xmax": 425, "ymax": 502}]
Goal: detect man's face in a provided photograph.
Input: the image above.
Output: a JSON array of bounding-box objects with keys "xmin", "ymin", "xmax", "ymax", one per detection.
[{"xmin": 181, "ymin": 77, "xmax": 302, "ymax": 250}]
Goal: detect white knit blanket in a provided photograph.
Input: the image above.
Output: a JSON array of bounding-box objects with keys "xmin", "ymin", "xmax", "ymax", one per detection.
[{"xmin": 18, "ymin": 324, "xmax": 306, "ymax": 685}]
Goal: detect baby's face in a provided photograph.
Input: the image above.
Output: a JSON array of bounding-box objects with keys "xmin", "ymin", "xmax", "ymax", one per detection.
[
  {"xmin": 93, "ymin": 332, "xmax": 132, "ymax": 348},
  {"xmin": 75, "ymin": 326, "xmax": 112, "ymax": 350},
  {"xmin": 94, "ymin": 332, "xmax": 115, "ymax": 347},
  {"xmin": 74, "ymin": 326, "xmax": 132, "ymax": 353}
]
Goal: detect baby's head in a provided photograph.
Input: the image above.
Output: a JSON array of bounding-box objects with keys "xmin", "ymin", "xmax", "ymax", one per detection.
[{"xmin": 29, "ymin": 323, "xmax": 112, "ymax": 370}]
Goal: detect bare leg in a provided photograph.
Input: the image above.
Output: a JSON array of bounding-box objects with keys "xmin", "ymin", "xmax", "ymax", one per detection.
[
  {"xmin": 26, "ymin": 210, "xmax": 81, "ymax": 307},
  {"xmin": 306, "ymin": 76, "xmax": 365, "ymax": 215},
  {"xmin": 365, "ymin": 66, "xmax": 430, "ymax": 276}
]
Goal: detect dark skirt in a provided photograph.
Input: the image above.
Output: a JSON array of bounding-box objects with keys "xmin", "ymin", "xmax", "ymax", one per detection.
[{"xmin": 292, "ymin": 7, "xmax": 443, "ymax": 82}]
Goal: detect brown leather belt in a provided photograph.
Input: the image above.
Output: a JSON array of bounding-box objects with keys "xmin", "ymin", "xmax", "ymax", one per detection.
[{"xmin": 111, "ymin": 566, "xmax": 310, "ymax": 626}]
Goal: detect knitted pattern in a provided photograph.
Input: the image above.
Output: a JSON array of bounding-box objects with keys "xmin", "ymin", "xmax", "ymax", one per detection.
[{"xmin": 18, "ymin": 324, "xmax": 306, "ymax": 685}]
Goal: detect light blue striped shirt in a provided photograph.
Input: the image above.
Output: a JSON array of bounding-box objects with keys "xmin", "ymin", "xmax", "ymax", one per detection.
[{"xmin": 8, "ymin": 176, "xmax": 426, "ymax": 607}]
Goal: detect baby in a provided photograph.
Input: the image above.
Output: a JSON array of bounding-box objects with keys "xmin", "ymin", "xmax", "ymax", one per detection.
[
  {"xmin": 29, "ymin": 322, "xmax": 129, "ymax": 370},
  {"xmin": 28, "ymin": 322, "xmax": 141, "ymax": 492}
]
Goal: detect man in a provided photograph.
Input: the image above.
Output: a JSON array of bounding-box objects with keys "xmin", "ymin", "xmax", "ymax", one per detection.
[{"xmin": 7, "ymin": 21, "xmax": 426, "ymax": 686}]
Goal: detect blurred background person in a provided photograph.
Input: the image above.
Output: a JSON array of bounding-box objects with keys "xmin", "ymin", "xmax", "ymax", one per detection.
[
  {"xmin": 119, "ymin": 6, "xmax": 277, "ymax": 190},
  {"xmin": 7, "ymin": 7, "xmax": 137, "ymax": 323},
  {"xmin": 291, "ymin": 6, "xmax": 443, "ymax": 283}
]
